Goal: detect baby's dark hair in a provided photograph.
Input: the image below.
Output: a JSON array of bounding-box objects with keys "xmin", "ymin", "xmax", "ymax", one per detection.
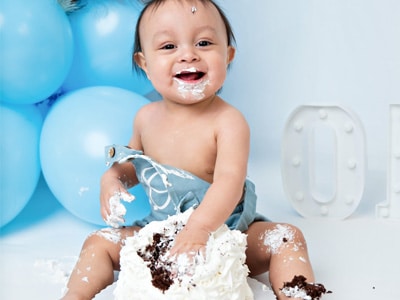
[{"xmin": 132, "ymin": 0, "xmax": 236, "ymax": 74}]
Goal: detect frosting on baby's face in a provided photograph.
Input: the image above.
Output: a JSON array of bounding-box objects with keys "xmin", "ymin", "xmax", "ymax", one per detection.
[
  {"xmin": 134, "ymin": 0, "xmax": 235, "ymax": 104},
  {"xmin": 173, "ymin": 67, "xmax": 210, "ymax": 100}
]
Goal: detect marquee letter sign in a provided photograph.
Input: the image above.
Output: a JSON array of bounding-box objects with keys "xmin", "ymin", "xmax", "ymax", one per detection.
[
  {"xmin": 281, "ymin": 105, "xmax": 367, "ymax": 219},
  {"xmin": 377, "ymin": 104, "xmax": 400, "ymax": 219}
]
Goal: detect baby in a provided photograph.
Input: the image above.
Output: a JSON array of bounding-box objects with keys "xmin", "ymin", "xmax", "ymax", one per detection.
[{"xmin": 61, "ymin": 1, "xmax": 318, "ymax": 299}]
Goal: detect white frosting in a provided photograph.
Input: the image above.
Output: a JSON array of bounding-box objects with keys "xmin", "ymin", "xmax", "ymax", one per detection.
[
  {"xmin": 261, "ymin": 224, "xmax": 297, "ymax": 254},
  {"xmin": 114, "ymin": 209, "xmax": 254, "ymax": 300},
  {"xmin": 105, "ymin": 192, "xmax": 135, "ymax": 228},
  {"xmin": 173, "ymin": 78, "xmax": 210, "ymax": 100},
  {"xmin": 280, "ymin": 286, "xmax": 311, "ymax": 300}
]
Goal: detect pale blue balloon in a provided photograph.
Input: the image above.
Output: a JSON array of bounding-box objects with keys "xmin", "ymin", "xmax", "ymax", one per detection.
[
  {"xmin": 0, "ymin": 103, "xmax": 43, "ymax": 227},
  {"xmin": 62, "ymin": 0, "xmax": 153, "ymax": 95},
  {"xmin": 40, "ymin": 86, "xmax": 151, "ymax": 225},
  {"xmin": 0, "ymin": 0, "xmax": 74, "ymax": 104}
]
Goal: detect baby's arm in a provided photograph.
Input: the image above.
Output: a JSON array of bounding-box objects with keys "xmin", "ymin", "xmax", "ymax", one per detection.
[
  {"xmin": 100, "ymin": 110, "xmax": 144, "ymax": 222},
  {"xmin": 100, "ymin": 161, "xmax": 138, "ymax": 222},
  {"xmin": 171, "ymin": 107, "xmax": 250, "ymax": 254}
]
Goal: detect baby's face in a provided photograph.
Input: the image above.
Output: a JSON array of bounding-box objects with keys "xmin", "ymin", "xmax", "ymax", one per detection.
[{"xmin": 135, "ymin": 0, "xmax": 235, "ymax": 104}]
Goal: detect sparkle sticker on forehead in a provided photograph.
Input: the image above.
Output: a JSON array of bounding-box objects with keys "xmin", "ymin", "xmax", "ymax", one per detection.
[{"xmin": 191, "ymin": 6, "xmax": 197, "ymax": 14}]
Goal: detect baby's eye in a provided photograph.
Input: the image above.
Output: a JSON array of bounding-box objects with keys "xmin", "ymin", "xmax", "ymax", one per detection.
[
  {"xmin": 161, "ymin": 43, "xmax": 176, "ymax": 50},
  {"xmin": 197, "ymin": 40, "xmax": 212, "ymax": 47}
]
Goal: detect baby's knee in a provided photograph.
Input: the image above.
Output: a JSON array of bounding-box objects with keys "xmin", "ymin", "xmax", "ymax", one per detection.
[
  {"xmin": 262, "ymin": 223, "xmax": 307, "ymax": 254},
  {"xmin": 283, "ymin": 223, "xmax": 307, "ymax": 243},
  {"xmin": 80, "ymin": 228, "xmax": 123, "ymax": 252}
]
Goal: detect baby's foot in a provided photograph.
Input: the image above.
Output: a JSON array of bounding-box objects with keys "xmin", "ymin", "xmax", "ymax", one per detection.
[{"xmin": 280, "ymin": 275, "xmax": 332, "ymax": 300}]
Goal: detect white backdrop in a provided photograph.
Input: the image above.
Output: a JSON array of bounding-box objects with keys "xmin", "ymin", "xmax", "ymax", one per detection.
[{"xmin": 217, "ymin": 0, "xmax": 400, "ymax": 220}]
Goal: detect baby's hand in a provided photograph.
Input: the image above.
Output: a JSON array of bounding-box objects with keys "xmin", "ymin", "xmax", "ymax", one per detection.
[
  {"xmin": 104, "ymin": 191, "xmax": 135, "ymax": 228},
  {"xmin": 169, "ymin": 224, "xmax": 209, "ymax": 259}
]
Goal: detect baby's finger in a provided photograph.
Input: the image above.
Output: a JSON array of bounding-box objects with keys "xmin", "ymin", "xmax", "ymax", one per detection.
[
  {"xmin": 101, "ymin": 205, "xmax": 111, "ymax": 221},
  {"xmin": 169, "ymin": 243, "xmax": 204, "ymax": 258},
  {"xmin": 105, "ymin": 213, "xmax": 125, "ymax": 228},
  {"xmin": 120, "ymin": 191, "xmax": 135, "ymax": 202}
]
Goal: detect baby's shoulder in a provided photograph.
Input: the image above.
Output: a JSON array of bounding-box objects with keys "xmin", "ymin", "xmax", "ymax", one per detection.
[
  {"xmin": 214, "ymin": 99, "xmax": 248, "ymax": 126},
  {"xmin": 135, "ymin": 101, "xmax": 161, "ymax": 120}
]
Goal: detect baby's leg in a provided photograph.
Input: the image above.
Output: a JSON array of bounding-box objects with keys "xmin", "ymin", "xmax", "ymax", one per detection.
[
  {"xmin": 61, "ymin": 226, "xmax": 139, "ymax": 300},
  {"xmin": 245, "ymin": 221, "xmax": 314, "ymax": 299}
]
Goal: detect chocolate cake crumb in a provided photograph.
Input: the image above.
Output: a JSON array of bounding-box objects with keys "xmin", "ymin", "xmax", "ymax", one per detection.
[
  {"xmin": 281, "ymin": 275, "xmax": 332, "ymax": 299},
  {"xmin": 137, "ymin": 232, "xmax": 174, "ymax": 292}
]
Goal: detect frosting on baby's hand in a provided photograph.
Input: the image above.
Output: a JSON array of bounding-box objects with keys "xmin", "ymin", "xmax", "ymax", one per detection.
[{"xmin": 105, "ymin": 191, "xmax": 135, "ymax": 228}]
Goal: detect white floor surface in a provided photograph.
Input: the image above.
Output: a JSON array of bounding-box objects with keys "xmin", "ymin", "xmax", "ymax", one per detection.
[{"xmin": 1, "ymin": 167, "xmax": 399, "ymax": 299}]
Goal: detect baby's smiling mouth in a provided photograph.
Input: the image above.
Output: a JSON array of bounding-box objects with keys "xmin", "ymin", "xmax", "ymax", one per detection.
[
  {"xmin": 175, "ymin": 68, "xmax": 205, "ymax": 82},
  {"xmin": 173, "ymin": 67, "xmax": 210, "ymax": 100}
]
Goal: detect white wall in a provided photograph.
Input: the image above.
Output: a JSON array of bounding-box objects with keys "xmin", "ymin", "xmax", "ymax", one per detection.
[{"xmin": 217, "ymin": 0, "xmax": 400, "ymax": 219}]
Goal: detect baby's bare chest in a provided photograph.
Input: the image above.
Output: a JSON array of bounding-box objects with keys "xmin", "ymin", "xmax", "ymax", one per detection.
[{"xmin": 140, "ymin": 123, "xmax": 217, "ymax": 181}]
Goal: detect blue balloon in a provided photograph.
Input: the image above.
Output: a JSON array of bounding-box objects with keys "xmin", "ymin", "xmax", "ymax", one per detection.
[
  {"xmin": 0, "ymin": 0, "xmax": 74, "ymax": 104},
  {"xmin": 0, "ymin": 103, "xmax": 43, "ymax": 228},
  {"xmin": 40, "ymin": 86, "xmax": 151, "ymax": 225},
  {"xmin": 62, "ymin": 0, "xmax": 153, "ymax": 96}
]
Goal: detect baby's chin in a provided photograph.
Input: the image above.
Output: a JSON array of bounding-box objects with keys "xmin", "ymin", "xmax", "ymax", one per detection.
[{"xmin": 173, "ymin": 78, "xmax": 211, "ymax": 101}]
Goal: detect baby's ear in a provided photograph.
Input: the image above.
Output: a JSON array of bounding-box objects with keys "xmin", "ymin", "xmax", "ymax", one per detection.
[
  {"xmin": 134, "ymin": 52, "xmax": 150, "ymax": 78},
  {"xmin": 226, "ymin": 46, "xmax": 236, "ymax": 65}
]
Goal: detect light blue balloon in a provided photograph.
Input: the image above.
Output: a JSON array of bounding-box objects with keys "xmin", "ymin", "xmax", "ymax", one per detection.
[
  {"xmin": 0, "ymin": 103, "xmax": 43, "ymax": 228},
  {"xmin": 40, "ymin": 86, "xmax": 151, "ymax": 225},
  {"xmin": 62, "ymin": 0, "xmax": 153, "ymax": 96},
  {"xmin": 0, "ymin": 0, "xmax": 74, "ymax": 104}
]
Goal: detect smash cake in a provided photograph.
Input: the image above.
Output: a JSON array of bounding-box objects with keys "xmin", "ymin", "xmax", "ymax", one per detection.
[{"xmin": 114, "ymin": 208, "xmax": 256, "ymax": 300}]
